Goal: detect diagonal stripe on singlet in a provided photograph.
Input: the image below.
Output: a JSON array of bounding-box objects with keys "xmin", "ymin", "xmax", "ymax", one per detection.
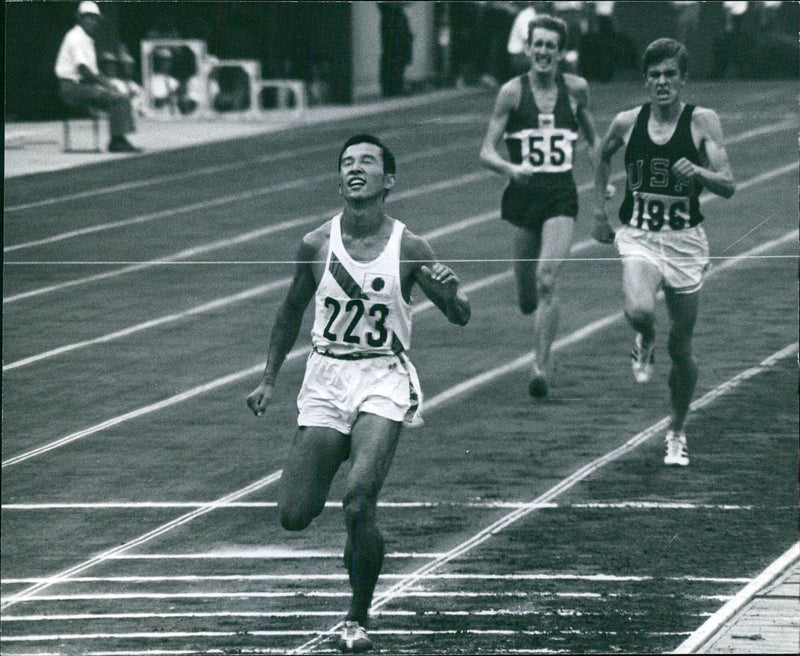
[{"xmin": 328, "ymin": 253, "xmax": 369, "ymax": 300}]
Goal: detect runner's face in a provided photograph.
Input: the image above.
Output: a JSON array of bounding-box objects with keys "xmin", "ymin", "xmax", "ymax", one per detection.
[
  {"xmin": 645, "ymin": 58, "xmax": 686, "ymax": 106},
  {"xmin": 528, "ymin": 27, "xmax": 562, "ymax": 74},
  {"xmin": 339, "ymin": 142, "xmax": 390, "ymax": 202}
]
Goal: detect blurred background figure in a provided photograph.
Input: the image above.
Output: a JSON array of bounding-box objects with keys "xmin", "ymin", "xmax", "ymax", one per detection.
[
  {"xmin": 507, "ymin": 1, "xmax": 538, "ymax": 77},
  {"xmin": 308, "ymin": 60, "xmax": 332, "ymax": 106},
  {"xmin": 378, "ymin": 1, "xmax": 414, "ymax": 97},
  {"xmin": 148, "ymin": 47, "xmax": 179, "ymax": 114},
  {"xmin": 670, "ymin": 1, "xmax": 700, "ymax": 48},
  {"xmin": 99, "ymin": 46, "xmax": 144, "ymax": 117},
  {"xmin": 552, "ymin": 1, "xmax": 586, "ymax": 72},
  {"xmin": 54, "ymin": 0, "xmax": 140, "ymax": 152},
  {"xmin": 713, "ymin": 1, "xmax": 758, "ymax": 79},
  {"xmin": 579, "ymin": 1, "xmax": 616, "ymax": 81}
]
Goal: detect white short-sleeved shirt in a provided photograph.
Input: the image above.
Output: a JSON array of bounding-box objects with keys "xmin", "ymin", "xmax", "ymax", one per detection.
[
  {"xmin": 507, "ymin": 7, "xmax": 537, "ymax": 55},
  {"xmin": 55, "ymin": 24, "xmax": 98, "ymax": 82}
]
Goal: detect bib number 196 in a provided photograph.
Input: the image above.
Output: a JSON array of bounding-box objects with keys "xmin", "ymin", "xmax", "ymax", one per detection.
[{"xmin": 632, "ymin": 192, "xmax": 690, "ymax": 231}]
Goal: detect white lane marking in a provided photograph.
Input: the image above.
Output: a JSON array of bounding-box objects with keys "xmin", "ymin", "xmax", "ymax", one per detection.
[
  {"xmin": 2, "ymin": 209, "xmax": 499, "ymax": 371},
  {"xmin": 291, "ymin": 343, "xmax": 798, "ymax": 653},
  {"xmin": 0, "ymin": 591, "xmax": 733, "ymax": 602},
  {"xmin": 1, "ymin": 573, "xmax": 750, "ymax": 585},
  {"xmin": 6, "ymin": 156, "xmax": 795, "ymax": 383},
  {"xmin": 3, "ymin": 88, "xmax": 483, "ymax": 213},
  {"xmin": 5, "ymin": 153, "xmax": 795, "ymax": 369},
  {"xmin": 673, "ymin": 541, "xmax": 800, "ymax": 654},
  {"xmin": 2, "ymin": 139, "xmax": 480, "ymax": 254},
  {"xmin": 0, "ymin": 472, "xmax": 281, "ymax": 611},
  {"xmin": 3, "ymin": 225, "xmax": 796, "ymax": 470},
  {"xmin": 0, "ymin": 629, "xmax": 684, "ymax": 656},
  {"xmin": 1, "ymin": 242, "xmax": 795, "ymax": 610},
  {"xmin": 2, "ymin": 170, "xmax": 492, "ymax": 304},
  {"xmin": 4, "ymin": 123, "xmax": 795, "ymax": 304},
  {"xmin": 2, "ymin": 608, "xmax": 719, "ymax": 622},
  {"xmin": 0, "ymin": 501, "xmax": 757, "ymax": 511}
]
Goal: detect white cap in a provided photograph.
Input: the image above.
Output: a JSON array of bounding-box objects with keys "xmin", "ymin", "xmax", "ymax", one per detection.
[{"xmin": 78, "ymin": 1, "xmax": 102, "ymax": 16}]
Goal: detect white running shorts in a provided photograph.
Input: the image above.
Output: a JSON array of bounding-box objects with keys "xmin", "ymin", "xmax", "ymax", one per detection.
[
  {"xmin": 615, "ymin": 224, "xmax": 710, "ymax": 294},
  {"xmin": 297, "ymin": 350, "xmax": 423, "ymax": 434}
]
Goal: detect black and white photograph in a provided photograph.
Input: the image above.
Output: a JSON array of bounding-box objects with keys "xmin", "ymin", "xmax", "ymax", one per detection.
[{"xmin": 3, "ymin": 1, "xmax": 799, "ymax": 653}]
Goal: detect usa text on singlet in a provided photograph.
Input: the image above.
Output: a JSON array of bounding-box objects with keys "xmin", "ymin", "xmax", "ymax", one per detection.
[
  {"xmin": 312, "ymin": 214, "xmax": 412, "ymax": 357},
  {"xmin": 619, "ymin": 103, "xmax": 705, "ymax": 232}
]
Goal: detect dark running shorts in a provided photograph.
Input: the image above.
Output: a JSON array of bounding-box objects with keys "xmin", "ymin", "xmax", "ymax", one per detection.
[{"xmin": 501, "ymin": 182, "xmax": 579, "ymax": 232}]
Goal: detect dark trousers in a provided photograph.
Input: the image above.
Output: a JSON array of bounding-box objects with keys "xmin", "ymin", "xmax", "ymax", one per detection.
[
  {"xmin": 59, "ymin": 79, "xmax": 135, "ymax": 138},
  {"xmin": 380, "ymin": 56, "xmax": 406, "ymax": 98}
]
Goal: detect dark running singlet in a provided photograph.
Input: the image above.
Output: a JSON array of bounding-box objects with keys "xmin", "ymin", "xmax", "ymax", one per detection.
[
  {"xmin": 619, "ymin": 103, "xmax": 704, "ymax": 231},
  {"xmin": 503, "ymin": 73, "xmax": 579, "ymax": 188}
]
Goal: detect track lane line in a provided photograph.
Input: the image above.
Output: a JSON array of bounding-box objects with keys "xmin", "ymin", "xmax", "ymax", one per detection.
[
  {"xmin": 3, "ymin": 121, "xmax": 794, "ymax": 303},
  {"xmin": 2, "ymin": 169, "xmax": 493, "ymax": 304},
  {"xmin": 5, "ymin": 157, "xmax": 795, "ymax": 370},
  {"xmin": 1, "ymin": 573, "xmax": 750, "ymax": 585},
  {"xmin": 1, "ymin": 237, "xmax": 795, "ymax": 611},
  {"xmin": 2, "ymin": 222, "xmax": 796, "ymax": 469},
  {"xmin": 0, "ymin": 501, "xmax": 760, "ymax": 511},
  {"xmin": 3, "ymin": 88, "xmax": 484, "ymax": 213},
  {"xmin": 3, "ymin": 139, "xmax": 481, "ymax": 254},
  {"xmin": 292, "ymin": 341, "xmax": 798, "ymax": 654}
]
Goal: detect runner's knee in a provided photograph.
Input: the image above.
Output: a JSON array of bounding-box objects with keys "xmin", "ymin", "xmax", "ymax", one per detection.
[
  {"xmin": 668, "ymin": 331, "xmax": 694, "ymax": 364},
  {"xmin": 518, "ymin": 285, "xmax": 538, "ymax": 314},
  {"xmin": 278, "ymin": 499, "xmax": 319, "ymax": 531},
  {"xmin": 342, "ymin": 486, "xmax": 377, "ymax": 530},
  {"xmin": 624, "ymin": 306, "xmax": 655, "ymax": 333},
  {"xmin": 536, "ymin": 267, "xmax": 556, "ymax": 300}
]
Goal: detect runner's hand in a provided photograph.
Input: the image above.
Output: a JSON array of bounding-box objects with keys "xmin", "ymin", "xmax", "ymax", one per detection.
[
  {"xmin": 604, "ymin": 183, "xmax": 616, "ymax": 200},
  {"xmin": 671, "ymin": 157, "xmax": 697, "ymax": 183},
  {"xmin": 247, "ymin": 382, "xmax": 273, "ymax": 417},
  {"xmin": 509, "ymin": 161, "xmax": 537, "ymax": 185},
  {"xmin": 421, "ymin": 263, "xmax": 460, "ymax": 299}
]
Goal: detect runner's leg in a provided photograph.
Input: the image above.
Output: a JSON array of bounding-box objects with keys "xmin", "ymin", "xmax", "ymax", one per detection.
[
  {"xmin": 664, "ymin": 288, "xmax": 700, "ymax": 433},
  {"xmin": 621, "ymin": 257, "xmax": 662, "ymax": 346},
  {"xmin": 513, "ymin": 225, "xmax": 542, "ymax": 315},
  {"xmin": 277, "ymin": 426, "xmax": 349, "ymax": 531},
  {"xmin": 532, "ymin": 215, "xmax": 575, "ymax": 373},
  {"xmin": 342, "ymin": 413, "xmax": 402, "ymax": 626}
]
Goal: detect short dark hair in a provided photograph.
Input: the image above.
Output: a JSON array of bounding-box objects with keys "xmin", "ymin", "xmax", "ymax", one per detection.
[
  {"xmin": 642, "ymin": 38, "xmax": 689, "ymax": 76},
  {"xmin": 337, "ymin": 134, "xmax": 396, "ymax": 175},
  {"xmin": 527, "ymin": 15, "xmax": 568, "ymax": 52}
]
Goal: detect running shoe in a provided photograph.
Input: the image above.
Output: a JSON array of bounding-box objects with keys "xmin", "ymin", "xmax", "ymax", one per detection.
[
  {"xmin": 528, "ymin": 353, "xmax": 548, "ymax": 398},
  {"xmin": 528, "ymin": 374, "xmax": 549, "ymax": 398},
  {"xmin": 663, "ymin": 431, "xmax": 689, "ymax": 466},
  {"xmin": 631, "ymin": 333, "xmax": 655, "ymax": 383},
  {"xmin": 337, "ymin": 621, "xmax": 373, "ymax": 653}
]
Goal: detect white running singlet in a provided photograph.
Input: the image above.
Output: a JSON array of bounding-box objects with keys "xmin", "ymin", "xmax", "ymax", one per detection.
[{"xmin": 311, "ymin": 214, "xmax": 412, "ymax": 357}]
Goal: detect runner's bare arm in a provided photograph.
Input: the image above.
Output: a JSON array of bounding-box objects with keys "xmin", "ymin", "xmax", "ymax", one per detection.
[
  {"xmin": 247, "ymin": 237, "xmax": 318, "ymax": 416},
  {"xmin": 675, "ymin": 107, "xmax": 735, "ymax": 198},
  {"xmin": 404, "ymin": 233, "xmax": 470, "ymax": 326},
  {"xmin": 570, "ymin": 76, "xmax": 600, "ymax": 171},
  {"xmin": 592, "ymin": 111, "xmax": 634, "ymax": 243},
  {"xmin": 479, "ymin": 81, "xmax": 536, "ymax": 185}
]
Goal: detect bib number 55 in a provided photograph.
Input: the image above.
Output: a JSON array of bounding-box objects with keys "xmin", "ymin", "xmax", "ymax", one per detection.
[{"xmin": 528, "ymin": 133, "xmax": 567, "ymax": 167}]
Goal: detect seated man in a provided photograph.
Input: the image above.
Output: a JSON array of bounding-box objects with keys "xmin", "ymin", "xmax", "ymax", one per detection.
[{"xmin": 55, "ymin": 1, "xmax": 141, "ymax": 153}]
